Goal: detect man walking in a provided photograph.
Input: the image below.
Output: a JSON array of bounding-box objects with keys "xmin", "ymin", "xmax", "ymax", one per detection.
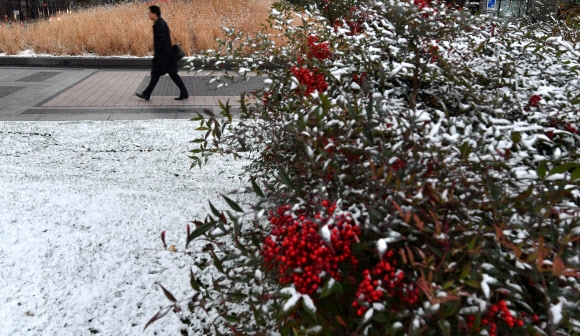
[{"xmin": 136, "ymin": 5, "xmax": 189, "ymax": 101}]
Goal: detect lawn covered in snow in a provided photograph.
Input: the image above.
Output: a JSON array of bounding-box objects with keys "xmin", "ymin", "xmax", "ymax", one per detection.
[{"xmin": 0, "ymin": 120, "xmax": 245, "ymax": 335}]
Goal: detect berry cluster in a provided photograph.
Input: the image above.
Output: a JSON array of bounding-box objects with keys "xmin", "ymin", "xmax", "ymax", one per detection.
[
  {"xmin": 528, "ymin": 94, "xmax": 542, "ymax": 107},
  {"xmin": 307, "ymin": 35, "xmax": 332, "ymax": 61},
  {"xmin": 545, "ymin": 118, "xmax": 558, "ymax": 138},
  {"xmin": 262, "ymin": 90, "xmax": 273, "ymax": 104},
  {"xmin": 391, "ymin": 158, "xmax": 406, "ymax": 172},
  {"xmin": 261, "ymin": 201, "xmax": 360, "ymax": 295},
  {"xmin": 424, "ymin": 45, "xmax": 439, "ymax": 63},
  {"xmin": 352, "ymin": 252, "xmax": 420, "ymax": 316},
  {"xmin": 413, "ymin": 0, "xmax": 437, "ymax": 17},
  {"xmin": 566, "ymin": 123, "xmax": 578, "ymax": 133},
  {"xmin": 545, "ymin": 118, "xmax": 578, "ymax": 139},
  {"xmin": 424, "ymin": 159, "xmax": 436, "ymax": 177},
  {"xmin": 290, "ymin": 66, "xmax": 329, "ymax": 95},
  {"xmin": 465, "ymin": 300, "xmax": 526, "ymax": 336},
  {"xmin": 334, "ymin": 17, "xmax": 361, "ymax": 36},
  {"xmin": 333, "ymin": 7, "xmax": 370, "ymax": 36},
  {"xmin": 414, "ymin": 0, "xmax": 430, "ymax": 10},
  {"xmin": 352, "ymin": 72, "xmax": 368, "ymax": 85},
  {"xmin": 320, "ymin": 136, "xmax": 336, "ymax": 155},
  {"xmin": 479, "ymin": 23, "xmax": 503, "ymax": 37}
]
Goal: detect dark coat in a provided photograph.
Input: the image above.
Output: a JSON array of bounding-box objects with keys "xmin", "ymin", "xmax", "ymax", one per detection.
[{"xmin": 152, "ymin": 17, "xmax": 178, "ymax": 75}]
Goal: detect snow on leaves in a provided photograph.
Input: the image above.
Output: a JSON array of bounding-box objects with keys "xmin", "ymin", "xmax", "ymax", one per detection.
[{"xmin": 181, "ymin": 0, "xmax": 580, "ymax": 334}]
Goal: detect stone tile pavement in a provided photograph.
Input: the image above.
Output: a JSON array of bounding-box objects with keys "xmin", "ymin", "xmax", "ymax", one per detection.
[{"xmin": 0, "ymin": 67, "xmax": 264, "ymax": 121}]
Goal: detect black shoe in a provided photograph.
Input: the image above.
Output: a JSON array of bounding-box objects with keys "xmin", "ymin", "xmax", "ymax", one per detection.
[
  {"xmin": 174, "ymin": 95, "xmax": 189, "ymax": 101},
  {"xmin": 135, "ymin": 93, "xmax": 150, "ymax": 100}
]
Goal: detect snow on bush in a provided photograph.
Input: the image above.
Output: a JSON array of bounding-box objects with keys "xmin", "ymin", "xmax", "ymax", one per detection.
[{"xmin": 151, "ymin": 0, "xmax": 580, "ymax": 334}]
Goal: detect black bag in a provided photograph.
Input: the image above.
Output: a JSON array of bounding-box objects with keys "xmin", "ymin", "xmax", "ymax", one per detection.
[{"xmin": 173, "ymin": 44, "xmax": 185, "ymax": 61}]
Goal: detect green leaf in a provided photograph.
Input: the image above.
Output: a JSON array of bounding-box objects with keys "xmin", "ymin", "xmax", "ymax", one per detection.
[
  {"xmin": 213, "ymin": 121, "xmax": 222, "ymax": 139},
  {"xmin": 221, "ymin": 120, "xmax": 228, "ymax": 139},
  {"xmin": 571, "ymin": 167, "xmax": 580, "ymax": 181},
  {"xmin": 442, "ymin": 280, "xmax": 455, "ymax": 290},
  {"xmin": 549, "ymin": 162, "xmax": 578, "ymax": 176},
  {"xmin": 251, "ymin": 179, "xmax": 265, "ymax": 198},
  {"xmin": 301, "ymin": 299, "xmax": 317, "ymax": 321},
  {"xmin": 278, "ymin": 166, "xmax": 294, "ymax": 188},
  {"xmin": 240, "ymin": 92, "xmax": 247, "ymax": 119},
  {"xmin": 437, "ymin": 301, "xmax": 460, "ymax": 318},
  {"xmin": 189, "ymin": 156, "xmax": 201, "ymax": 169},
  {"xmin": 208, "ymin": 201, "xmax": 221, "ymax": 218},
  {"xmin": 372, "ymin": 313, "xmax": 388, "ymax": 323},
  {"xmin": 222, "ymin": 194, "xmax": 243, "ymax": 212},
  {"xmin": 467, "ymin": 237, "xmax": 478, "ymax": 251},
  {"xmin": 538, "ymin": 162, "xmax": 547, "ymax": 178},
  {"xmin": 473, "ymin": 313, "xmax": 482, "ymax": 330},
  {"xmin": 211, "ymin": 250, "xmax": 225, "ymax": 273},
  {"xmin": 250, "ymin": 232, "xmax": 261, "ymax": 248},
  {"xmin": 253, "ymin": 305, "xmax": 266, "ymax": 327},
  {"xmin": 186, "ymin": 222, "xmax": 216, "ymax": 246},
  {"xmin": 223, "ymin": 315, "xmax": 240, "ymax": 323},
  {"xmin": 228, "ymin": 292, "xmax": 248, "ymax": 300},
  {"xmin": 189, "ymin": 269, "xmax": 200, "ymax": 291},
  {"xmin": 319, "ymin": 279, "xmax": 335, "ymax": 299},
  {"xmin": 460, "ymin": 264, "xmax": 471, "ymax": 280},
  {"xmin": 460, "ymin": 142, "xmax": 471, "ymax": 160},
  {"xmin": 196, "ymin": 126, "xmax": 210, "ymax": 131},
  {"xmin": 191, "ymin": 113, "xmax": 204, "ymax": 121},
  {"xmin": 438, "ymin": 319, "xmax": 451, "ymax": 336},
  {"xmin": 484, "ymin": 175, "xmax": 500, "ymax": 201},
  {"xmin": 511, "ymin": 131, "xmax": 521, "ymax": 143},
  {"xmin": 366, "ymin": 97, "xmax": 373, "ymax": 125},
  {"xmin": 464, "ymin": 279, "xmax": 480, "ymax": 289},
  {"xmin": 333, "ymin": 281, "xmax": 344, "ymax": 295}
]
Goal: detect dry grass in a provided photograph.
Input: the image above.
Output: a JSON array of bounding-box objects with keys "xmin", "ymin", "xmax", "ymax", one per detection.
[{"xmin": 0, "ymin": 0, "xmax": 274, "ymax": 56}]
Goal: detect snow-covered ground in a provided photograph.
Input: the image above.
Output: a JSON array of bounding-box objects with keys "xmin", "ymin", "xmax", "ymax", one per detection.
[{"xmin": 0, "ymin": 120, "xmax": 246, "ymax": 335}]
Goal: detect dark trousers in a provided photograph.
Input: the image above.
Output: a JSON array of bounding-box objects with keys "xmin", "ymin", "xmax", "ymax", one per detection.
[{"xmin": 143, "ymin": 72, "xmax": 189, "ymax": 98}]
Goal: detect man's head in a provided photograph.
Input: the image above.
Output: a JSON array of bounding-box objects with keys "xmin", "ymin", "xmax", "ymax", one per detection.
[{"xmin": 148, "ymin": 5, "xmax": 161, "ymax": 21}]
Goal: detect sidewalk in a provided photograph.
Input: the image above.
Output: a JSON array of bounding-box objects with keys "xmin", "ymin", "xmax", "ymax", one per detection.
[{"xmin": 0, "ymin": 67, "xmax": 264, "ymax": 121}]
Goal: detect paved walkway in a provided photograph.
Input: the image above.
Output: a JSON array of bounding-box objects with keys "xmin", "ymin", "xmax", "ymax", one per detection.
[{"xmin": 0, "ymin": 67, "xmax": 264, "ymax": 121}]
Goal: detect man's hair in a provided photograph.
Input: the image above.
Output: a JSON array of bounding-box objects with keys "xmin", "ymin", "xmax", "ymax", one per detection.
[{"xmin": 149, "ymin": 5, "xmax": 161, "ymax": 17}]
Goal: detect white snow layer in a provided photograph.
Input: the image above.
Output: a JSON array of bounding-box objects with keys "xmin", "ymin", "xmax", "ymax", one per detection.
[
  {"xmin": 376, "ymin": 238, "xmax": 388, "ymax": 258},
  {"xmin": 480, "ymin": 274, "xmax": 498, "ymax": 299},
  {"xmin": 320, "ymin": 224, "xmax": 331, "ymax": 246},
  {"xmin": 550, "ymin": 299, "xmax": 564, "ymax": 325},
  {"xmin": 0, "ymin": 120, "xmax": 246, "ymax": 335}
]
